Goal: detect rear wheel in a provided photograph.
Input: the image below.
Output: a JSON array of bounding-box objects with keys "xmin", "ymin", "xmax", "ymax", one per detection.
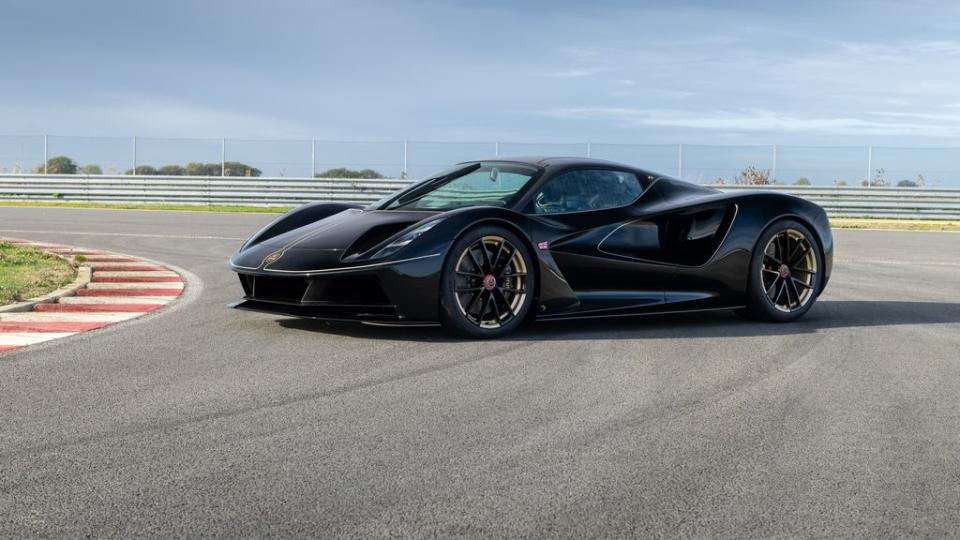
[
  {"xmin": 440, "ymin": 226, "xmax": 535, "ymax": 338},
  {"xmin": 741, "ymin": 220, "xmax": 822, "ymax": 322}
]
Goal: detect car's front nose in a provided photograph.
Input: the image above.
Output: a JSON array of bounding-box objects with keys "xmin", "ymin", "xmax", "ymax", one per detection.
[{"xmin": 230, "ymin": 209, "xmax": 439, "ymax": 274}]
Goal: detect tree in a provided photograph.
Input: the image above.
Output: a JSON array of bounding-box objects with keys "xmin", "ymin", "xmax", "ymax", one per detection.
[
  {"xmin": 79, "ymin": 164, "xmax": 103, "ymax": 175},
  {"xmin": 897, "ymin": 179, "xmax": 918, "ymax": 187},
  {"xmin": 35, "ymin": 156, "xmax": 78, "ymax": 174},
  {"xmin": 184, "ymin": 161, "xmax": 261, "ymax": 177},
  {"xmin": 224, "ymin": 161, "xmax": 261, "ymax": 177},
  {"xmin": 315, "ymin": 167, "xmax": 385, "ymax": 179},
  {"xmin": 124, "ymin": 165, "xmax": 158, "ymax": 175},
  {"xmin": 794, "ymin": 177, "xmax": 811, "ymax": 186},
  {"xmin": 862, "ymin": 167, "xmax": 887, "ymax": 187},
  {"xmin": 157, "ymin": 165, "xmax": 186, "ymax": 176},
  {"xmin": 185, "ymin": 162, "xmax": 219, "ymax": 176},
  {"xmin": 834, "ymin": 180, "xmax": 848, "ymax": 186},
  {"xmin": 734, "ymin": 166, "xmax": 770, "ymax": 185}
]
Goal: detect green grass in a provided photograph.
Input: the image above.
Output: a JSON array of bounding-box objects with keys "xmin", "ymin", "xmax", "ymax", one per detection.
[
  {"xmin": 0, "ymin": 201, "xmax": 291, "ymax": 213},
  {"xmin": 1, "ymin": 201, "xmax": 958, "ymax": 231},
  {"xmin": 830, "ymin": 218, "xmax": 960, "ymax": 232},
  {"xmin": 0, "ymin": 242, "xmax": 77, "ymax": 305}
]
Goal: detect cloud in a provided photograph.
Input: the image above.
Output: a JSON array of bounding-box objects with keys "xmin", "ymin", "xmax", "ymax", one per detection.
[
  {"xmin": 0, "ymin": 98, "xmax": 308, "ymax": 138},
  {"xmin": 542, "ymin": 107, "xmax": 960, "ymax": 137},
  {"xmin": 543, "ymin": 68, "xmax": 603, "ymax": 78}
]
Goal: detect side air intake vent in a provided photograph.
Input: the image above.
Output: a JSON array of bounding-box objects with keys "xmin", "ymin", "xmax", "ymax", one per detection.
[{"xmin": 345, "ymin": 223, "xmax": 415, "ymax": 257}]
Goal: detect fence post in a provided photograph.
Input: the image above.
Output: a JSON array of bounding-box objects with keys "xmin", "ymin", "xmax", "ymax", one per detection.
[
  {"xmin": 867, "ymin": 145, "xmax": 873, "ymax": 187},
  {"xmin": 772, "ymin": 144, "xmax": 777, "ymax": 183},
  {"xmin": 132, "ymin": 136, "xmax": 137, "ymax": 176},
  {"xmin": 586, "ymin": 142, "xmax": 592, "ymax": 158},
  {"xmin": 310, "ymin": 138, "xmax": 316, "ymax": 177},
  {"xmin": 43, "ymin": 134, "xmax": 48, "ymax": 174},
  {"xmin": 494, "ymin": 141, "xmax": 500, "ymax": 156},
  {"xmin": 677, "ymin": 143, "xmax": 683, "ymax": 178},
  {"xmin": 221, "ymin": 138, "xmax": 226, "ymax": 177},
  {"xmin": 402, "ymin": 140, "xmax": 408, "ymax": 179}
]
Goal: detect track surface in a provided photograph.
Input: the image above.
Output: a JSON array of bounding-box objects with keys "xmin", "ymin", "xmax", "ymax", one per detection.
[{"xmin": 1, "ymin": 207, "xmax": 959, "ymax": 538}]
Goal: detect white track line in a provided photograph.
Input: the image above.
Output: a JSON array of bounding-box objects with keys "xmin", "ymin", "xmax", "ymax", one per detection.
[
  {"xmin": 58, "ymin": 297, "xmax": 174, "ymax": 305},
  {"xmin": 84, "ymin": 261, "xmax": 166, "ymax": 268},
  {"xmin": 92, "ymin": 271, "xmax": 180, "ymax": 278},
  {"xmin": 0, "ymin": 332, "xmax": 77, "ymax": 346},
  {"xmin": 86, "ymin": 282, "xmax": 185, "ymax": 290},
  {"xmin": 0, "ymin": 312, "xmax": 142, "ymax": 323}
]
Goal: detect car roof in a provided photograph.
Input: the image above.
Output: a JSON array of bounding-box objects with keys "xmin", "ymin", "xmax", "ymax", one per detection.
[
  {"xmin": 459, "ymin": 156, "xmax": 627, "ymax": 168},
  {"xmin": 457, "ymin": 156, "xmax": 665, "ymax": 178}
]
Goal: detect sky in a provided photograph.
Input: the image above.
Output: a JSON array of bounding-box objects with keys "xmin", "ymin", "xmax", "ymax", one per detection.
[{"xmin": 2, "ymin": 0, "xmax": 960, "ymax": 147}]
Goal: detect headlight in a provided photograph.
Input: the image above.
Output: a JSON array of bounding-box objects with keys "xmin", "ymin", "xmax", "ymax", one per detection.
[{"xmin": 373, "ymin": 220, "xmax": 441, "ymax": 259}]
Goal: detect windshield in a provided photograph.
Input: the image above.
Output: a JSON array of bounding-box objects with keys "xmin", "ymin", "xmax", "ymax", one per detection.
[{"xmin": 384, "ymin": 163, "xmax": 538, "ymax": 211}]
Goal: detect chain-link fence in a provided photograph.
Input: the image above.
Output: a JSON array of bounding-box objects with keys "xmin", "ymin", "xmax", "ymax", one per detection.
[{"xmin": 1, "ymin": 135, "xmax": 957, "ymax": 187}]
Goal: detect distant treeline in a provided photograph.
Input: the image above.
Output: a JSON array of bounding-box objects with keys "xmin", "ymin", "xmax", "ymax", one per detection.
[{"xmin": 32, "ymin": 156, "xmax": 385, "ymax": 179}]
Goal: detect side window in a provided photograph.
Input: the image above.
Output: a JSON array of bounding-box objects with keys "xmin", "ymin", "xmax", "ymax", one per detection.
[{"xmin": 529, "ymin": 169, "xmax": 644, "ymax": 214}]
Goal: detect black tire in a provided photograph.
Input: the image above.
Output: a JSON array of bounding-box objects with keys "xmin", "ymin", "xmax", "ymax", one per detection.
[
  {"xmin": 439, "ymin": 226, "xmax": 536, "ymax": 338},
  {"xmin": 741, "ymin": 219, "xmax": 823, "ymax": 322}
]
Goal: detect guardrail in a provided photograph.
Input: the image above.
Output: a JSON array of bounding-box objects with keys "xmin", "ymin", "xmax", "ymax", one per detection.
[{"xmin": 2, "ymin": 174, "xmax": 960, "ymax": 219}]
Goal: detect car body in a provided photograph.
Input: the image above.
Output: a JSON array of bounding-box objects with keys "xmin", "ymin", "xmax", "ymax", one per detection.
[{"xmin": 229, "ymin": 157, "xmax": 832, "ymax": 334}]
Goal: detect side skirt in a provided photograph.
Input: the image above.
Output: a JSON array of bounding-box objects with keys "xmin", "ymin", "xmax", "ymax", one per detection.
[{"xmin": 534, "ymin": 305, "xmax": 745, "ymax": 322}]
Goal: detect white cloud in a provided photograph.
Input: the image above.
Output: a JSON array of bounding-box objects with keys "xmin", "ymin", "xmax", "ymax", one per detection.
[
  {"xmin": 543, "ymin": 107, "xmax": 960, "ymax": 137},
  {"xmin": 0, "ymin": 99, "xmax": 308, "ymax": 139},
  {"xmin": 543, "ymin": 68, "xmax": 603, "ymax": 78}
]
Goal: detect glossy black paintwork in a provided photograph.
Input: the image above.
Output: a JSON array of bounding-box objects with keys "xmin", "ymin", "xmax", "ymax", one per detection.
[{"xmin": 230, "ymin": 156, "xmax": 833, "ymax": 323}]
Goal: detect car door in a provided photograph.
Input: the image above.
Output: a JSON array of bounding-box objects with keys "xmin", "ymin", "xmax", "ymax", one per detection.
[{"xmin": 523, "ymin": 168, "xmax": 675, "ymax": 316}]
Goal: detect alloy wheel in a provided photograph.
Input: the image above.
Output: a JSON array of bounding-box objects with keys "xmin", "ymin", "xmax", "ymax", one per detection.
[
  {"xmin": 453, "ymin": 235, "xmax": 528, "ymax": 328},
  {"xmin": 761, "ymin": 229, "xmax": 817, "ymax": 312}
]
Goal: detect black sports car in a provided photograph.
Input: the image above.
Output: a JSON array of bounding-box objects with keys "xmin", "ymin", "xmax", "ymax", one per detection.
[{"xmin": 230, "ymin": 157, "xmax": 832, "ymax": 337}]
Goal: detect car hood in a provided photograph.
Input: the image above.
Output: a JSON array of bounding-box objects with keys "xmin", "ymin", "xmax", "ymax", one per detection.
[{"xmin": 232, "ymin": 209, "xmax": 439, "ymax": 272}]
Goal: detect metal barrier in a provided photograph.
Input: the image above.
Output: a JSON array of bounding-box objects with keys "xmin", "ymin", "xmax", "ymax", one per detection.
[{"xmin": 2, "ymin": 174, "xmax": 960, "ymax": 219}]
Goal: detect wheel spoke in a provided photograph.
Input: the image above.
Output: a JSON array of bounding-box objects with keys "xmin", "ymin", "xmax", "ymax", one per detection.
[
  {"xmin": 495, "ymin": 288, "xmax": 515, "ymax": 318},
  {"xmin": 479, "ymin": 241, "xmax": 493, "ymax": 273},
  {"xmin": 764, "ymin": 253, "xmax": 782, "ymax": 265},
  {"xmin": 788, "ymin": 277, "xmax": 803, "ymax": 304},
  {"xmin": 783, "ymin": 277, "xmax": 794, "ymax": 307},
  {"xmin": 456, "ymin": 270, "xmax": 482, "ymax": 277},
  {"xmin": 791, "ymin": 267, "xmax": 817, "ymax": 275},
  {"xmin": 766, "ymin": 277, "xmax": 779, "ymax": 300},
  {"xmin": 467, "ymin": 246, "xmax": 485, "ymax": 274},
  {"xmin": 491, "ymin": 240, "xmax": 507, "ymax": 275},
  {"xmin": 490, "ymin": 292, "xmax": 503, "ymax": 325},
  {"xmin": 456, "ymin": 286, "xmax": 483, "ymax": 292},
  {"xmin": 792, "ymin": 277, "xmax": 812, "ymax": 290},
  {"xmin": 494, "ymin": 244, "xmax": 515, "ymax": 277},
  {"xmin": 463, "ymin": 290, "xmax": 482, "ymax": 317},
  {"xmin": 774, "ymin": 280, "xmax": 786, "ymax": 305},
  {"xmin": 478, "ymin": 291, "xmax": 492, "ymax": 324},
  {"xmin": 790, "ymin": 245, "xmax": 811, "ymax": 267}
]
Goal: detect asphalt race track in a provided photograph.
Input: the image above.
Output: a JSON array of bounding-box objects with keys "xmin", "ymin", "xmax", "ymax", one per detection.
[{"xmin": 2, "ymin": 206, "xmax": 959, "ymax": 538}]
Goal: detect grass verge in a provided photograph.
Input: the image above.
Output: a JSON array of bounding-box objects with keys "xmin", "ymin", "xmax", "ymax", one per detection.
[
  {"xmin": 830, "ymin": 218, "xmax": 960, "ymax": 232},
  {"xmin": 1, "ymin": 202, "xmax": 958, "ymax": 231},
  {"xmin": 0, "ymin": 201, "xmax": 290, "ymax": 214},
  {"xmin": 0, "ymin": 242, "xmax": 78, "ymax": 305}
]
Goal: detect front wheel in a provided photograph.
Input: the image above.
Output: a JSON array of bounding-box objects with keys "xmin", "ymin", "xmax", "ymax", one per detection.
[
  {"xmin": 439, "ymin": 226, "xmax": 536, "ymax": 338},
  {"xmin": 741, "ymin": 219, "xmax": 823, "ymax": 322}
]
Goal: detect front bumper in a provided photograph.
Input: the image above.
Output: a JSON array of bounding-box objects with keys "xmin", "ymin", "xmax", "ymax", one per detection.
[{"xmin": 229, "ymin": 255, "xmax": 444, "ymax": 323}]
